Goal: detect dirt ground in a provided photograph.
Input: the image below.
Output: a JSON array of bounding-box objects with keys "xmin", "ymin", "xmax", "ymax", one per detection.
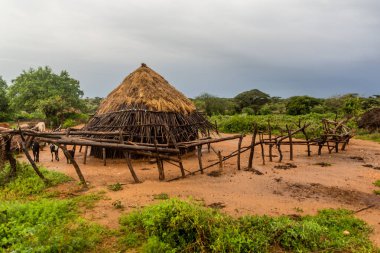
[{"xmin": 22, "ymin": 135, "xmax": 380, "ymax": 246}]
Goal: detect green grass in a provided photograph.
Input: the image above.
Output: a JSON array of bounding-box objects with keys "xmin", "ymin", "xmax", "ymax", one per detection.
[
  {"xmin": 107, "ymin": 182, "xmax": 123, "ymax": 191},
  {"xmin": 0, "ymin": 162, "xmax": 115, "ymax": 252},
  {"xmin": 374, "ymin": 180, "xmax": 380, "ymax": 188},
  {"xmin": 119, "ymin": 199, "xmax": 378, "ymax": 253},
  {"xmin": 355, "ymin": 131, "xmax": 380, "ymax": 143},
  {"xmin": 0, "ymin": 198, "xmax": 108, "ymax": 252},
  {"xmin": 0, "ymin": 162, "xmax": 72, "ymax": 200}
]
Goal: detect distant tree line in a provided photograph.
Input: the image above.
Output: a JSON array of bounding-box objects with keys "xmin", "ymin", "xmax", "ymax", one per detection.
[
  {"xmin": 1, "ymin": 66, "xmax": 379, "ymax": 128},
  {"xmin": 192, "ymin": 89, "xmax": 380, "ymax": 118},
  {"xmin": 0, "ymin": 67, "xmax": 103, "ymax": 127}
]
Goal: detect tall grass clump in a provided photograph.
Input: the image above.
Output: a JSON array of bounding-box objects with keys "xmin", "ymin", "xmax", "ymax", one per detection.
[
  {"xmin": 0, "ymin": 162, "xmax": 71, "ymax": 200},
  {"xmin": 119, "ymin": 199, "xmax": 377, "ymax": 252}
]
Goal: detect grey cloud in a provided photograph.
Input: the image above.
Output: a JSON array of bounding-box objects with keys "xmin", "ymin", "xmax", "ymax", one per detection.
[{"xmin": 0, "ymin": 0, "xmax": 379, "ymax": 98}]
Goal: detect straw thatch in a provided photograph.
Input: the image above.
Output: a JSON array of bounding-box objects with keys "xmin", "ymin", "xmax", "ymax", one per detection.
[{"xmin": 84, "ymin": 63, "xmax": 215, "ymax": 158}]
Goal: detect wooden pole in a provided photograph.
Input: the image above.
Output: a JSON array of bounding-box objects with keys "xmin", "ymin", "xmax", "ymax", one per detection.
[
  {"xmin": 197, "ymin": 145, "xmax": 203, "ymax": 174},
  {"xmin": 218, "ymin": 151, "xmax": 223, "ymax": 169},
  {"xmin": 286, "ymin": 125, "xmax": 293, "ymax": 161},
  {"xmin": 248, "ymin": 124, "xmax": 257, "ymax": 169},
  {"xmin": 268, "ymin": 120, "xmax": 273, "ymax": 162},
  {"xmin": 102, "ymin": 148, "xmax": 106, "ymax": 166},
  {"xmin": 18, "ymin": 128, "xmax": 47, "ymax": 183},
  {"xmin": 178, "ymin": 155, "xmax": 186, "ymax": 178},
  {"xmin": 83, "ymin": 146, "xmax": 88, "ymax": 164},
  {"xmin": 60, "ymin": 145, "xmax": 87, "ymax": 187},
  {"xmin": 154, "ymin": 140, "xmax": 165, "ymax": 181},
  {"xmin": 122, "ymin": 151, "xmax": 140, "ymax": 183},
  {"xmin": 237, "ymin": 135, "xmax": 243, "ymax": 170},
  {"xmin": 260, "ymin": 133, "xmax": 265, "ymax": 165}
]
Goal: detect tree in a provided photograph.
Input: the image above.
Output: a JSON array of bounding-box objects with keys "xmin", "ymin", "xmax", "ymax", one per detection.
[
  {"xmin": 286, "ymin": 96, "xmax": 321, "ymax": 115},
  {"xmin": 8, "ymin": 66, "xmax": 84, "ymax": 126},
  {"xmin": 194, "ymin": 93, "xmax": 236, "ymax": 116},
  {"xmin": 234, "ymin": 89, "xmax": 270, "ymax": 114},
  {"xmin": 0, "ymin": 76, "xmax": 10, "ymax": 121}
]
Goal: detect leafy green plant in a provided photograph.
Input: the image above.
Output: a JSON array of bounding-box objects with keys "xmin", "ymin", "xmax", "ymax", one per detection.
[
  {"xmin": 119, "ymin": 199, "xmax": 377, "ymax": 252},
  {"xmin": 0, "ymin": 198, "xmax": 106, "ymax": 252},
  {"xmin": 374, "ymin": 180, "xmax": 380, "ymax": 187},
  {"xmin": 108, "ymin": 182, "xmax": 123, "ymax": 191}
]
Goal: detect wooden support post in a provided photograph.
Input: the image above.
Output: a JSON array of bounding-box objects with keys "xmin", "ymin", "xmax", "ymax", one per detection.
[
  {"xmin": 79, "ymin": 145, "xmax": 83, "ymax": 153},
  {"xmin": 248, "ymin": 124, "xmax": 257, "ymax": 169},
  {"xmin": 207, "ymin": 129, "xmax": 211, "ymax": 153},
  {"xmin": 18, "ymin": 128, "xmax": 48, "ymax": 183},
  {"xmin": 237, "ymin": 135, "xmax": 243, "ymax": 170},
  {"xmin": 268, "ymin": 120, "xmax": 273, "ymax": 162},
  {"xmin": 4, "ymin": 135, "xmax": 17, "ymax": 178},
  {"xmin": 260, "ymin": 133, "xmax": 265, "ymax": 165},
  {"xmin": 277, "ymin": 142, "xmax": 283, "ymax": 162},
  {"xmin": 178, "ymin": 155, "xmax": 186, "ymax": 178},
  {"xmin": 157, "ymin": 159, "xmax": 165, "ymax": 180},
  {"xmin": 123, "ymin": 151, "xmax": 140, "ymax": 183},
  {"xmin": 83, "ymin": 146, "xmax": 88, "ymax": 164},
  {"xmin": 318, "ymin": 143, "xmax": 323, "ymax": 155},
  {"xmin": 218, "ymin": 151, "xmax": 223, "ymax": 169},
  {"xmin": 102, "ymin": 148, "xmax": 106, "ymax": 166},
  {"xmin": 154, "ymin": 140, "xmax": 165, "ymax": 181},
  {"xmin": 335, "ymin": 139, "xmax": 339, "ymax": 153},
  {"xmin": 197, "ymin": 145, "xmax": 203, "ymax": 174},
  {"xmin": 60, "ymin": 145, "xmax": 87, "ymax": 187},
  {"xmin": 286, "ymin": 125, "xmax": 293, "ymax": 161}
]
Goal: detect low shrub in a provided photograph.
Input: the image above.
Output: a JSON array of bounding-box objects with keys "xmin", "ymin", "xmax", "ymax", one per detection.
[
  {"xmin": 0, "ymin": 198, "xmax": 106, "ymax": 252},
  {"xmin": 0, "ymin": 162, "xmax": 71, "ymax": 200},
  {"xmin": 119, "ymin": 199, "xmax": 377, "ymax": 252}
]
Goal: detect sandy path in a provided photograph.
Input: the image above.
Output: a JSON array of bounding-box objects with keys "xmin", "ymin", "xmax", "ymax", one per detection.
[{"xmin": 24, "ymin": 136, "xmax": 380, "ymax": 246}]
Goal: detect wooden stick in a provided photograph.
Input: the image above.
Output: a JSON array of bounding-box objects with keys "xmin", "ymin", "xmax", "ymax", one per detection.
[
  {"xmin": 260, "ymin": 133, "xmax": 265, "ymax": 165},
  {"xmin": 83, "ymin": 146, "xmax": 88, "ymax": 164},
  {"xmin": 268, "ymin": 120, "xmax": 273, "ymax": 162},
  {"xmin": 102, "ymin": 148, "xmax": 106, "ymax": 166},
  {"xmin": 123, "ymin": 151, "xmax": 140, "ymax": 183},
  {"xmin": 286, "ymin": 125, "xmax": 293, "ymax": 161},
  {"xmin": 18, "ymin": 128, "xmax": 47, "ymax": 183},
  {"xmin": 248, "ymin": 124, "xmax": 258, "ymax": 169},
  {"xmin": 197, "ymin": 145, "xmax": 203, "ymax": 174},
  {"xmin": 60, "ymin": 144, "xmax": 87, "ymax": 187},
  {"xmin": 237, "ymin": 135, "xmax": 243, "ymax": 170}
]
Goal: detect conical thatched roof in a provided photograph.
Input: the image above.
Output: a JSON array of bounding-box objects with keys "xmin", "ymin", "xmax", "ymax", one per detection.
[
  {"xmin": 84, "ymin": 63, "xmax": 214, "ymax": 158},
  {"xmin": 96, "ymin": 63, "xmax": 195, "ymax": 115}
]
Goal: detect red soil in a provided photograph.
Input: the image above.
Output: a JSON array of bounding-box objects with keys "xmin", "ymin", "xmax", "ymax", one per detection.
[{"xmin": 22, "ymin": 136, "xmax": 380, "ymax": 246}]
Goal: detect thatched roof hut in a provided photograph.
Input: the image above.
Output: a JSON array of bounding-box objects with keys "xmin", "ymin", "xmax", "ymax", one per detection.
[{"xmin": 84, "ymin": 63, "xmax": 214, "ymax": 158}]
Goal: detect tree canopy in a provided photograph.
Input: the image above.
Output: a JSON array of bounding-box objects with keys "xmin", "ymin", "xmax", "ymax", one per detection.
[
  {"xmin": 8, "ymin": 66, "xmax": 84, "ymax": 125},
  {"xmin": 0, "ymin": 76, "xmax": 10, "ymax": 120},
  {"xmin": 286, "ymin": 96, "xmax": 322, "ymax": 115},
  {"xmin": 234, "ymin": 89, "xmax": 270, "ymax": 114}
]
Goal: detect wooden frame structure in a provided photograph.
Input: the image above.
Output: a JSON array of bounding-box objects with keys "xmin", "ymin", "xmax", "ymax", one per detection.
[{"xmin": 0, "ymin": 118, "xmax": 353, "ymax": 187}]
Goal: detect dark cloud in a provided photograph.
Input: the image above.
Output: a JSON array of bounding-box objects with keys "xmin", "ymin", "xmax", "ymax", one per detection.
[{"xmin": 0, "ymin": 0, "xmax": 379, "ymax": 98}]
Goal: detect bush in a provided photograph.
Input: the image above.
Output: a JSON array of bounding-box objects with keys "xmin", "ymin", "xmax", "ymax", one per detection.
[
  {"xmin": 119, "ymin": 199, "xmax": 377, "ymax": 252},
  {"xmin": 0, "ymin": 199, "xmax": 105, "ymax": 252},
  {"xmin": 210, "ymin": 113, "xmax": 341, "ymax": 139},
  {"xmin": 63, "ymin": 118, "xmax": 77, "ymax": 128}
]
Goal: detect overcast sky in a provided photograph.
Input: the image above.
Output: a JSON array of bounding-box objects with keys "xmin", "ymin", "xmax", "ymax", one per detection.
[{"xmin": 1, "ymin": 0, "xmax": 379, "ymax": 98}]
